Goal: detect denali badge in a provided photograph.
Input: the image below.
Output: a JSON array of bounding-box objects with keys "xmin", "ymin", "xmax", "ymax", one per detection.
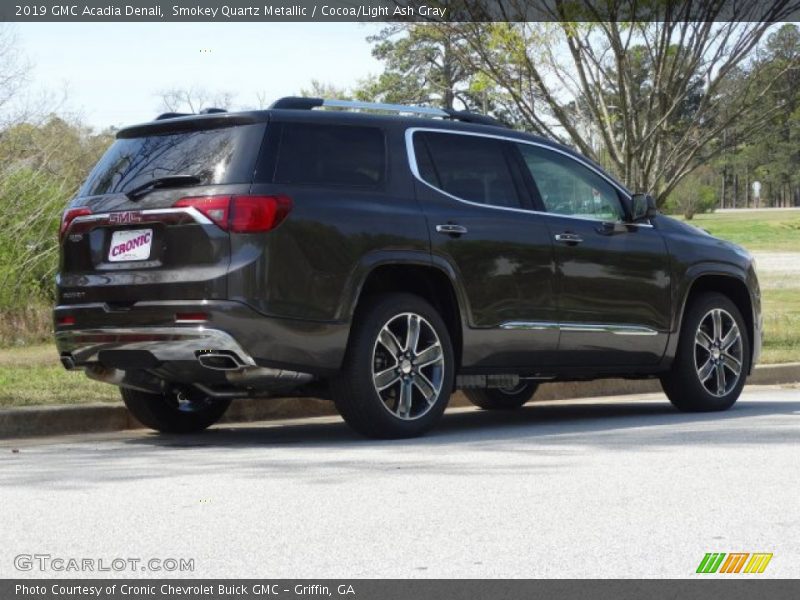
[{"xmin": 109, "ymin": 211, "xmax": 143, "ymax": 225}]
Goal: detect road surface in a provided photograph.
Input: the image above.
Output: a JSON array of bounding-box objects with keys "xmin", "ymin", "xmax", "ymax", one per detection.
[{"xmin": 1, "ymin": 385, "xmax": 799, "ymax": 578}]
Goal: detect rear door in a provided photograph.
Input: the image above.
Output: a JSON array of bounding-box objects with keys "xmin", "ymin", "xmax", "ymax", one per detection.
[
  {"xmin": 409, "ymin": 129, "xmax": 558, "ymax": 369},
  {"xmin": 58, "ymin": 120, "xmax": 266, "ymax": 306},
  {"xmin": 514, "ymin": 142, "xmax": 671, "ymax": 366}
]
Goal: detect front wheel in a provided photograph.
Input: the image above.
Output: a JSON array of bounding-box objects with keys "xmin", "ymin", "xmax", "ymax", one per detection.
[
  {"xmin": 661, "ymin": 292, "xmax": 750, "ymax": 412},
  {"xmin": 330, "ymin": 293, "xmax": 455, "ymax": 439},
  {"xmin": 464, "ymin": 381, "xmax": 539, "ymax": 410},
  {"xmin": 121, "ymin": 387, "xmax": 231, "ymax": 433}
]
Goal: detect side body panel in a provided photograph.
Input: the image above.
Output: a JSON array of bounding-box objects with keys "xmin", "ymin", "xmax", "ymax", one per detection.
[{"xmin": 241, "ymin": 114, "xmax": 430, "ymax": 324}]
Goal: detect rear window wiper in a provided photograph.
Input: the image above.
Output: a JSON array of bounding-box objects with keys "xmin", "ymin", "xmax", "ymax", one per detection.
[{"xmin": 125, "ymin": 175, "xmax": 202, "ymax": 201}]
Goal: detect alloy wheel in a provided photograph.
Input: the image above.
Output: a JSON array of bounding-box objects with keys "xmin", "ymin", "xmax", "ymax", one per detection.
[
  {"xmin": 693, "ymin": 308, "xmax": 743, "ymax": 397},
  {"xmin": 371, "ymin": 312, "xmax": 445, "ymax": 420}
]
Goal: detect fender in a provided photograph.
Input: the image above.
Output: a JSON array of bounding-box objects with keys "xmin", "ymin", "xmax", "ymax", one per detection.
[
  {"xmin": 336, "ymin": 250, "xmax": 471, "ymax": 326},
  {"xmin": 661, "ymin": 260, "xmax": 755, "ymax": 369}
]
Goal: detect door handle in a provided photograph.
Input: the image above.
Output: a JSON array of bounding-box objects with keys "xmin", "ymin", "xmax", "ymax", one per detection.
[
  {"xmin": 554, "ymin": 232, "xmax": 583, "ymax": 244},
  {"xmin": 436, "ymin": 224, "xmax": 468, "ymax": 236}
]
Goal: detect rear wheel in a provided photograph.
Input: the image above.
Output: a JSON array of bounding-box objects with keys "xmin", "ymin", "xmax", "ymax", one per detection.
[
  {"xmin": 661, "ymin": 292, "xmax": 750, "ymax": 412},
  {"xmin": 464, "ymin": 381, "xmax": 539, "ymax": 410},
  {"xmin": 121, "ymin": 387, "xmax": 231, "ymax": 433},
  {"xmin": 330, "ymin": 293, "xmax": 455, "ymax": 439}
]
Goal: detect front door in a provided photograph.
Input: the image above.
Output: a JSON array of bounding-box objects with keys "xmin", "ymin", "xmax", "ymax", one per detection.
[{"xmin": 514, "ymin": 143, "xmax": 671, "ymax": 367}]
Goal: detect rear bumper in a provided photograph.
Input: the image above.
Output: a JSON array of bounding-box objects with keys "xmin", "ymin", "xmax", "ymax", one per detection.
[
  {"xmin": 56, "ymin": 326, "xmax": 257, "ymax": 369},
  {"xmin": 53, "ymin": 300, "xmax": 349, "ymax": 375}
]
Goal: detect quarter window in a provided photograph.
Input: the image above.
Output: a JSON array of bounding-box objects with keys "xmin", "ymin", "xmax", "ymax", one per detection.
[
  {"xmin": 517, "ymin": 145, "xmax": 624, "ymax": 222},
  {"xmin": 413, "ymin": 132, "xmax": 521, "ymax": 208},
  {"xmin": 273, "ymin": 123, "xmax": 385, "ymax": 187}
]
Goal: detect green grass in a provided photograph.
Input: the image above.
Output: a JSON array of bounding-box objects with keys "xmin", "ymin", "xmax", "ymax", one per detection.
[
  {"xmin": 686, "ymin": 210, "xmax": 800, "ymax": 251},
  {"xmin": 0, "ymin": 345, "xmax": 119, "ymax": 407},
  {"xmin": 761, "ymin": 287, "xmax": 800, "ymax": 364}
]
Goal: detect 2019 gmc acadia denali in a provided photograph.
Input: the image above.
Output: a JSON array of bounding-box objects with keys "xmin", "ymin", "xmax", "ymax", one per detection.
[{"xmin": 54, "ymin": 97, "xmax": 762, "ymax": 438}]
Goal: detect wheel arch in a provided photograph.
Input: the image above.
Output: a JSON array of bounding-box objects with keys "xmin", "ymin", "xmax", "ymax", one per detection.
[
  {"xmin": 670, "ymin": 267, "xmax": 756, "ymax": 373},
  {"xmin": 341, "ymin": 253, "xmax": 467, "ymax": 369}
]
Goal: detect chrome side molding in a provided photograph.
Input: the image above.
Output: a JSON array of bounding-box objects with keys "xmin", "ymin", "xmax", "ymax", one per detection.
[
  {"xmin": 500, "ymin": 321, "xmax": 659, "ymax": 336},
  {"xmin": 500, "ymin": 321, "xmax": 560, "ymax": 331}
]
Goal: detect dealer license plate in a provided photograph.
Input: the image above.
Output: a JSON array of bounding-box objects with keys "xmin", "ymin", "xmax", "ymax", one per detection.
[{"xmin": 108, "ymin": 229, "xmax": 153, "ymax": 262}]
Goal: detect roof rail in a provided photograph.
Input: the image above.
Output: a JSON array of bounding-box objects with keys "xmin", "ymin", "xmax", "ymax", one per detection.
[{"xmin": 268, "ymin": 96, "xmax": 507, "ymax": 128}]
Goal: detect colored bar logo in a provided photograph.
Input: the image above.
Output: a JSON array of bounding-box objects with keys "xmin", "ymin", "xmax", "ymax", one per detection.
[{"xmin": 697, "ymin": 552, "xmax": 773, "ymax": 574}]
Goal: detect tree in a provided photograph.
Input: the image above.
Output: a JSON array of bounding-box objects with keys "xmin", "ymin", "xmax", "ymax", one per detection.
[
  {"xmin": 452, "ymin": 5, "xmax": 799, "ymax": 205},
  {"xmin": 0, "ymin": 117, "xmax": 114, "ymax": 306},
  {"xmin": 157, "ymin": 86, "xmax": 235, "ymax": 114},
  {"xmin": 712, "ymin": 24, "xmax": 800, "ymax": 208},
  {"xmin": 663, "ymin": 165, "xmax": 718, "ymax": 219},
  {"xmin": 300, "ymin": 79, "xmax": 353, "ymax": 100},
  {"xmin": 0, "ymin": 25, "xmax": 30, "ymax": 124},
  {"xmin": 359, "ymin": 23, "xmax": 479, "ymax": 110}
]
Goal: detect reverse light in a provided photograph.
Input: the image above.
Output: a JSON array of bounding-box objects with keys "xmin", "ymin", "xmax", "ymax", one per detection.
[
  {"xmin": 59, "ymin": 207, "xmax": 92, "ymax": 241},
  {"xmin": 173, "ymin": 196, "xmax": 230, "ymax": 229},
  {"xmin": 173, "ymin": 195, "xmax": 292, "ymax": 233},
  {"xmin": 174, "ymin": 312, "xmax": 209, "ymax": 324}
]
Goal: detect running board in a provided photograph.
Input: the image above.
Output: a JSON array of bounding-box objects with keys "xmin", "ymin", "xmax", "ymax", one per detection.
[{"xmin": 456, "ymin": 374, "xmax": 557, "ymax": 389}]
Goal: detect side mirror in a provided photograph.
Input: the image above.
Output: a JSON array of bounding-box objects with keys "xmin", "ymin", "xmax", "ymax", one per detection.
[{"xmin": 630, "ymin": 193, "xmax": 657, "ymax": 222}]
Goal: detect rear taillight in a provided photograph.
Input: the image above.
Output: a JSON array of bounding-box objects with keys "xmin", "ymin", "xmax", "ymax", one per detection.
[
  {"xmin": 174, "ymin": 195, "xmax": 292, "ymax": 233},
  {"xmin": 59, "ymin": 207, "xmax": 92, "ymax": 241}
]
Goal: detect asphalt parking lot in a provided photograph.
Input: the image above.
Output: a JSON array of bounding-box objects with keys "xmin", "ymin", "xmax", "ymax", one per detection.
[{"xmin": 1, "ymin": 385, "xmax": 798, "ymax": 578}]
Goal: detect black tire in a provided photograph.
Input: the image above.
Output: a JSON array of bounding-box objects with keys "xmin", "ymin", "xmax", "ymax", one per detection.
[
  {"xmin": 120, "ymin": 387, "xmax": 231, "ymax": 433},
  {"xmin": 661, "ymin": 292, "xmax": 750, "ymax": 412},
  {"xmin": 330, "ymin": 293, "xmax": 455, "ymax": 439},
  {"xmin": 464, "ymin": 381, "xmax": 539, "ymax": 410}
]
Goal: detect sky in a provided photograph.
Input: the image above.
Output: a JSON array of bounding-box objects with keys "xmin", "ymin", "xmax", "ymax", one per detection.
[{"xmin": 14, "ymin": 22, "xmax": 384, "ymax": 130}]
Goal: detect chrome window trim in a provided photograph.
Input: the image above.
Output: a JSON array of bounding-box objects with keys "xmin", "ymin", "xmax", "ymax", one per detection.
[
  {"xmin": 500, "ymin": 321, "xmax": 659, "ymax": 336},
  {"xmin": 404, "ymin": 127, "xmax": 654, "ymax": 228}
]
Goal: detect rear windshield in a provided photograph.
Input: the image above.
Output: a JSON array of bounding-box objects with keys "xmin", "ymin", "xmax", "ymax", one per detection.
[{"xmin": 78, "ymin": 123, "xmax": 266, "ymax": 197}]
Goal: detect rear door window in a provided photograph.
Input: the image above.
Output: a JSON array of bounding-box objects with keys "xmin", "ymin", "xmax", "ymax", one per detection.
[
  {"xmin": 413, "ymin": 131, "xmax": 521, "ymax": 208},
  {"xmin": 272, "ymin": 123, "xmax": 385, "ymax": 187},
  {"xmin": 78, "ymin": 123, "xmax": 266, "ymax": 197}
]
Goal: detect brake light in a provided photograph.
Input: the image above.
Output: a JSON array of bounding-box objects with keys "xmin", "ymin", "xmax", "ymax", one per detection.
[
  {"xmin": 57, "ymin": 315, "xmax": 75, "ymax": 327},
  {"xmin": 230, "ymin": 195, "xmax": 293, "ymax": 233},
  {"xmin": 59, "ymin": 207, "xmax": 92, "ymax": 241},
  {"xmin": 174, "ymin": 195, "xmax": 292, "ymax": 233}
]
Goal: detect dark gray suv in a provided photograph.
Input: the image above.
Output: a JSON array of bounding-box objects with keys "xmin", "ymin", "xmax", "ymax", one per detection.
[{"xmin": 54, "ymin": 97, "xmax": 762, "ymax": 438}]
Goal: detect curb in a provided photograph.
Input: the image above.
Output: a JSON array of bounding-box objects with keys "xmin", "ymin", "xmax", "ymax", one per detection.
[{"xmin": 1, "ymin": 362, "xmax": 798, "ymax": 439}]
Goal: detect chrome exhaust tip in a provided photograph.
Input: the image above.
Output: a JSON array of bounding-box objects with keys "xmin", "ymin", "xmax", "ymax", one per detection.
[
  {"xmin": 60, "ymin": 354, "xmax": 76, "ymax": 370},
  {"xmin": 196, "ymin": 352, "xmax": 242, "ymax": 371}
]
